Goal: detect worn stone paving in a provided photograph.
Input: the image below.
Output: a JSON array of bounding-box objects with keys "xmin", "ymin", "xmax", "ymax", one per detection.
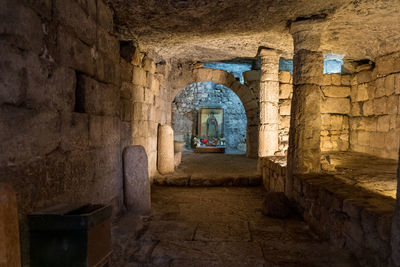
[
  {"xmin": 153, "ymin": 153, "xmax": 261, "ymax": 186},
  {"xmin": 112, "ymin": 186, "xmax": 359, "ymax": 266}
]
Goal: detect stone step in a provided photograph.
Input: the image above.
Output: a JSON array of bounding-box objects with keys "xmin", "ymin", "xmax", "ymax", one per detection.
[{"xmin": 153, "ymin": 175, "xmax": 262, "ymax": 187}]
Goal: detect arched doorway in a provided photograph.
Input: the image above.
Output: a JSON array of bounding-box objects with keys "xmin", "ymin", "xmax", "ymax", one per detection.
[
  {"xmin": 172, "ymin": 81, "xmax": 247, "ymax": 153},
  {"xmin": 171, "ymin": 67, "xmax": 259, "ymax": 157}
]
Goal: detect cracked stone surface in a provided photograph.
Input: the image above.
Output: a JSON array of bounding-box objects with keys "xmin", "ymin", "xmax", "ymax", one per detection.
[
  {"xmin": 108, "ymin": 0, "xmax": 400, "ymax": 62},
  {"xmin": 111, "ymin": 186, "xmax": 358, "ymax": 266},
  {"xmin": 153, "ymin": 152, "xmax": 261, "ymax": 186}
]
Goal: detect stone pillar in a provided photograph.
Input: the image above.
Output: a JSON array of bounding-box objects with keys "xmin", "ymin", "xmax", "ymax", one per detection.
[
  {"xmin": 259, "ymin": 49, "xmax": 280, "ymax": 157},
  {"xmin": 157, "ymin": 125, "xmax": 174, "ymax": 174},
  {"xmin": 0, "ymin": 184, "xmax": 21, "ymax": 267},
  {"xmin": 123, "ymin": 146, "xmax": 151, "ymax": 214},
  {"xmin": 287, "ymin": 19, "xmax": 324, "ymax": 194}
]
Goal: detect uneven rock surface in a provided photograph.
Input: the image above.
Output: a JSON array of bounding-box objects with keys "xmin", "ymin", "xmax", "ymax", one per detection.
[
  {"xmin": 108, "ymin": 0, "xmax": 400, "ymax": 61},
  {"xmin": 111, "ymin": 186, "xmax": 358, "ymax": 266}
]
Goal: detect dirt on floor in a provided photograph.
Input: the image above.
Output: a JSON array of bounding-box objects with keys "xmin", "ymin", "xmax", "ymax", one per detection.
[{"xmin": 112, "ymin": 186, "xmax": 358, "ymax": 266}]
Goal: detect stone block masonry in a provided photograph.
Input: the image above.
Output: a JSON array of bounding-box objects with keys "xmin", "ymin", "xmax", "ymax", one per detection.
[
  {"xmin": 349, "ymin": 51, "xmax": 400, "ymax": 159},
  {"xmin": 277, "ymin": 71, "xmax": 351, "ymax": 156},
  {"xmin": 260, "ymin": 157, "xmax": 394, "ymax": 266},
  {"xmin": 129, "ymin": 48, "xmax": 171, "ymax": 177},
  {"xmin": 277, "ymin": 71, "xmax": 292, "ymax": 156},
  {"xmin": 0, "ymin": 0, "xmax": 167, "ymax": 264}
]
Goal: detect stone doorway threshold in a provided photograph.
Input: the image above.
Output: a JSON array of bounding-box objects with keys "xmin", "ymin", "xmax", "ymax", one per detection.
[{"xmin": 153, "ymin": 152, "xmax": 261, "ymax": 186}]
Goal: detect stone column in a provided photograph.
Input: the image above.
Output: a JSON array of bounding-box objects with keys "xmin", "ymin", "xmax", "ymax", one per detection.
[
  {"xmin": 157, "ymin": 125, "xmax": 174, "ymax": 174},
  {"xmin": 259, "ymin": 49, "xmax": 280, "ymax": 157},
  {"xmin": 0, "ymin": 184, "xmax": 21, "ymax": 267},
  {"xmin": 287, "ymin": 19, "xmax": 324, "ymax": 190}
]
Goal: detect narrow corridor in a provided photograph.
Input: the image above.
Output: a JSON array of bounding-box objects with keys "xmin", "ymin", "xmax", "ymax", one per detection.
[{"xmin": 112, "ymin": 186, "xmax": 358, "ymax": 266}]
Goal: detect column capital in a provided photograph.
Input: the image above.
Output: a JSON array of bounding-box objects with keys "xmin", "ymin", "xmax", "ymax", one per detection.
[{"xmin": 289, "ymin": 19, "xmax": 325, "ymax": 52}]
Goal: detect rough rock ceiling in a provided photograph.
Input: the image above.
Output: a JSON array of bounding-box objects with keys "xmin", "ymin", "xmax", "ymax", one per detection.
[{"xmin": 107, "ymin": 0, "xmax": 400, "ymax": 62}]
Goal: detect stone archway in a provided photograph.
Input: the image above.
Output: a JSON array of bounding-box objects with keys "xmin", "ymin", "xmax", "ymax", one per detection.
[{"xmin": 173, "ymin": 67, "xmax": 259, "ymax": 157}]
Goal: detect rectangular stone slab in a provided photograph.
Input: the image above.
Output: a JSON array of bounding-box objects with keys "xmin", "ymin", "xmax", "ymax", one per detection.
[{"xmin": 123, "ymin": 145, "xmax": 151, "ymax": 214}]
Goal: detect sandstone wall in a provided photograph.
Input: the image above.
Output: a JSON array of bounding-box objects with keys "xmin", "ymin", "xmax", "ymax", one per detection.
[
  {"xmin": 261, "ymin": 157, "xmax": 394, "ymax": 266},
  {"xmin": 320, "ymin": 74, "xmax": 351, "ymax": 152},
  {"xmin": 172, "ymin": 82, "xmax": 247, "ymax": 152},
  {"xmin": 128, "ymin": 49, "xmax": 171, "ymax": 177},
  {"xmin": 277, "ymin": 71, "xmax": 350, "ymax": 155},
  {"xmin": 349, "ymin": 52, "xmax": 400, "ymax": 159},
  {"xmin": 0, "ymin": 0, "xmax": 124, "ymax": 214},
  {"xmin": 278, "ymin": 71, "xmax": 292, "ymax": 155},
  {"xmin": 0, "ymin": 0, "xmax": 167, "ymax": 263}
]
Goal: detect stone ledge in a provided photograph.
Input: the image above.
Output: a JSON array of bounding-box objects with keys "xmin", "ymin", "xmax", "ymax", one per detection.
[
  {"xmin": 292, "ymin": 173, "xmax": 394, "ymax": 266},
  {"xmin": 261, "ymin": 156, "xmax": 395, "ymax": 266}
]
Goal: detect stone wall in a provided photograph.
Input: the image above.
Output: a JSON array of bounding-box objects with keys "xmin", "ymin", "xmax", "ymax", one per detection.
[
  {"xmin": 278, "ymin": 71, "xmax": 292, "ymax": 155},
  {"xmin": 276, "ymin": 71, "xmax": 350, "ymax": 155},
  {"xmin": 172, "ymin": 82, "xmax": 247, "ymax": 152},
  {"xmin": 127, "ymin": 48, "xmax": 171, "ymax": 177},
  {"xmin": 349, "ymin": 53, "xmax": 400, "ymax": 159},
  {"xmin": 320, "ymin": 74, "xmax": 351, "ymax": 152},
  {"xmin": 260, "ymin": 157, "xmax": 394, "ymax": 266},
  {"xmin": 0, "ymin": 0, "xmax": 123, "ymax": 212},
  {"xmin": 276, "ymin": 55, "xmax": 400, "ymax": 159},
  {"xmin": 0, "ymin": 0, "xmax": 167, "ymax": 263},
  {"xmin": 262, "ymin": 156, "xmax": 287, "ymax": 192}
]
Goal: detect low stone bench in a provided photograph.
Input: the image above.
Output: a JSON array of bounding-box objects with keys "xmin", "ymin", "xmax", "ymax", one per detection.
[{"xmin": 261, "ymin": 157, "xmax": 395, "ymax": 266}]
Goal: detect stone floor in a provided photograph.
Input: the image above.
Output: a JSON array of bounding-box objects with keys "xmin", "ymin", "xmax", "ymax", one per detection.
[
  {"xmin": 153, "ymin": 152, "xmax": 261, "ymax": 186},
  {"xmin": 322, "ymin": 151, "xmax": 398, "ymax": 198},
  {"xmin": 112, "ymin": 186, "xmax": 358, "ymax": 266}
]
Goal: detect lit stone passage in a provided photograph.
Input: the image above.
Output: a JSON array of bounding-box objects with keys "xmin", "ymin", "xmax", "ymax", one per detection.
[
  {"xmin": 259, "ymin": 49, "xmax": 280, "ymax": 157},
  {"xmin": 287, "ymin": 20, "xmax": 324, "ymax": 178},
  {"xmin": 3, "ymin": 0, "xmax": 400, "ymax": 266}
]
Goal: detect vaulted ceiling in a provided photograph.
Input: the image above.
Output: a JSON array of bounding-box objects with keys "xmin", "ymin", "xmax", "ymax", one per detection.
[{"xmin": 107, "ymin": 0, "xmax": 400, "ymax": 62}]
